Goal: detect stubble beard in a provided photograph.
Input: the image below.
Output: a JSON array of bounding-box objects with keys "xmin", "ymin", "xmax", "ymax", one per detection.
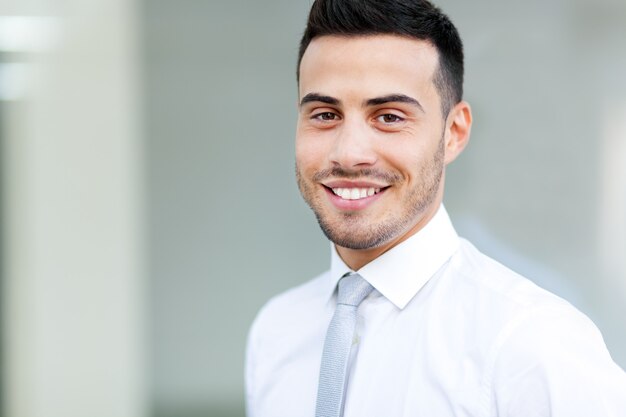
[{"xmin": 296, "ymin": 137, "xmax": 445, "ymax": 250}]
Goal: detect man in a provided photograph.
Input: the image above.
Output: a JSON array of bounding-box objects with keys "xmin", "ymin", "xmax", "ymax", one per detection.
[{"xmin": 245, "ymin": 0, "xmax": 626, "ymax": 416}]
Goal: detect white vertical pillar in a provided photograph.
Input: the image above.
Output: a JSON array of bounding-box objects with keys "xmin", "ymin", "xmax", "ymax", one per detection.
[
  {"xmin": 599, "ymin": 103, "xmax": 626, "ymax": 297},
  {"xmin": 1, "ymin": 0, "xmax": 146, "ymax": 416}
]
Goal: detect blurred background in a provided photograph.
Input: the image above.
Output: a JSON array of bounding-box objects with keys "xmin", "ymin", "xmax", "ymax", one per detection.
[{"xmin": 1, "ymin": 0, "xmax": 625, "ymax": 416}]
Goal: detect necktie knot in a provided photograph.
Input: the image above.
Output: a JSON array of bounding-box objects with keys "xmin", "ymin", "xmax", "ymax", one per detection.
[{"xmin": 337, "ymin": 273, "xmax": 374, "ymax": 307}]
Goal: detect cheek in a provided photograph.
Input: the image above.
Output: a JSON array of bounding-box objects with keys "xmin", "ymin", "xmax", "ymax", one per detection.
[
  {"xmin": 380, "ymin": 140, "xmax": 437, "ymax": 182},
  {"xmin": 295, "ymin": 135, "xmax": 330, "ymax": 172},
  {"xmin": 398, "ymin": 156, "xmax": 421, "ymax": 182},
  {"xmin": 379, "ymin": 140, "xmax": 421, "ymax": 172}
]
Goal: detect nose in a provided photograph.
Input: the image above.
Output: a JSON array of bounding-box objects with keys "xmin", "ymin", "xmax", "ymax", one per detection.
[{"xmin": 328, "ymin": 118, "xmax": 377, "ymax": 169}]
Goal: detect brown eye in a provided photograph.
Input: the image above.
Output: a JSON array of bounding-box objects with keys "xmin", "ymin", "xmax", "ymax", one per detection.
[
  {"xmin": 378, "ymin": 114, "xmax": 403, "ymax": 123},
  {"xmin": 315, "ymin": 112, "xmax": 337, "ymax": 121}
]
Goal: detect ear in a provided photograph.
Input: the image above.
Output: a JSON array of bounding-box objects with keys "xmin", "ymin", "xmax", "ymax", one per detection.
[{"xmin": 443, "ymin": 101, "xmax": 472, "ymax": 165}]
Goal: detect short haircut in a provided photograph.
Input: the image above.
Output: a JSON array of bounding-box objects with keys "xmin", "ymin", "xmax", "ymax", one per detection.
[{"xmin": 297, "ymin": 0, "xmax": 464, "ymax": 116}]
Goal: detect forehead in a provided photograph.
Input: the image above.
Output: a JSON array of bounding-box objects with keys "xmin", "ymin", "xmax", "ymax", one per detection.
[{"xmin": 299, "ymin": 34, "xmax": 440, "ymax": 100}]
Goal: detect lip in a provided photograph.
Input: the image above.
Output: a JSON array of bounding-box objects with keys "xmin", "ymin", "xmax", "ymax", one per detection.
[
  {"xmin": 322, "ymin": 184, "xmax": 387, "ymax": 211},
  {"xmin": 322, "ymin": 179, "xmax": 389, "ymax": 189}
]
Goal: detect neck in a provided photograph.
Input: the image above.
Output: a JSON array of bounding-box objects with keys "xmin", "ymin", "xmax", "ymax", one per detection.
[{"xmin": 335, "ymin": 199, "xmax": 442, "ymax": 271}]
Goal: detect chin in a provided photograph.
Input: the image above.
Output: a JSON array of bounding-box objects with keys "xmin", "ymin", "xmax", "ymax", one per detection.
[{"xmin": 316, "ymin": 216, "xmax": 399, "ymax": 250}]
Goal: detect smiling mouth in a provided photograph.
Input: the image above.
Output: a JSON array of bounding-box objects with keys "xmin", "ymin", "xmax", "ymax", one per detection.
[{"xmin": 329, "ymin": 187, "xmax": 385, "ymax": 200}]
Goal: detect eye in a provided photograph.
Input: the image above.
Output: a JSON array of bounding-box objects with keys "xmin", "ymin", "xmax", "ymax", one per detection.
[
  {"xmin": 376, "ymin": 113, "xmax": 404, "ymax": 124},
  {"xmin": 312, "ymin": 111, "xmax": 340, "ymax": 121}
]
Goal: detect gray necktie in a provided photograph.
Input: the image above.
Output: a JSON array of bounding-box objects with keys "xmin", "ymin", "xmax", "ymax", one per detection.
[{"xmin": 315, "ymin": 273, "xmax": 374, "ymax": 417}]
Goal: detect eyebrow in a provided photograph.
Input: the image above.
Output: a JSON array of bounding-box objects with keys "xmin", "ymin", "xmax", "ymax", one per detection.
[
  {"xmin": 299, "ymin": 92, "xmax": 424, "ymax": 113},
  {"xmin": 300, "ymin": 93, "xmax": 340, "ymax": 107},
  {"xmin": 365, "ymin": 94, "xmax": 424, "ymax": 113}
]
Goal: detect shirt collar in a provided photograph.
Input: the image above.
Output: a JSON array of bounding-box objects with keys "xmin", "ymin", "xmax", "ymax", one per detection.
[{"xmin": 328, "ymin": 204, "xmax": 460, "ymax": 309}]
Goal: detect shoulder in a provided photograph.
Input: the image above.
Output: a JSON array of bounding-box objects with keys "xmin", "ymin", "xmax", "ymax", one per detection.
[
  {"xmin": 247, "ymin": 270, "xmax": 329, "ymax": 345},
  {"xmin": 449, "ymin": 238, "xmax": 573, "ymax": 312},
  {"xmin": 449, "ymin": 241, "xmax": 626, "ymax": 414},
  {"xmin": 255, "ymin": 270, "xmax": 329, "ymax": 320},
  {"xmin": 450, "ymin": 239, "xmax": 604, "ymax": 351},
  {"xmin": 486, "ymin": 302, "xmax": 626, "ymax": 415},
  {"xmin": 245, "ymin": 271, "xmax": 330, "ymax": 415}
]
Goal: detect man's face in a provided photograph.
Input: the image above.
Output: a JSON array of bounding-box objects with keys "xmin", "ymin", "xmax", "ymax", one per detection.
[{"xmin": 296, "ymin": 35, "xmax": 452, "ymax": 253}]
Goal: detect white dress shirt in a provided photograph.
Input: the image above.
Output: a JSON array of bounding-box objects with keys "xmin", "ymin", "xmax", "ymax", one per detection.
[{"xmin": 245, "ymin": 206, "xmax": 626, "ymax": 417}]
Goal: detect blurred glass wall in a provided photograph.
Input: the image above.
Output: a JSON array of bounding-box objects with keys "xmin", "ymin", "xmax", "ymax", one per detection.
[
  {"xmin": 2, "ymin": 1, "xmax": 625, "ymax": 417},
  {"xmin": 0, "ymin": 0, "xmax": 146, "ymax": 417}
]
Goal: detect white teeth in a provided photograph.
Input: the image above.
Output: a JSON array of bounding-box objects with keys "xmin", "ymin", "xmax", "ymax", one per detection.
[{"xmin": 331, "ymin": 187, "xmax": 384, "ymax": 200}]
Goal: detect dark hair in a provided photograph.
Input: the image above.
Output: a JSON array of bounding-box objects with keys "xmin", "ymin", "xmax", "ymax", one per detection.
[{"xmin": 297, "ymin": 0, "xmax": 464, "ymax": 116}]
